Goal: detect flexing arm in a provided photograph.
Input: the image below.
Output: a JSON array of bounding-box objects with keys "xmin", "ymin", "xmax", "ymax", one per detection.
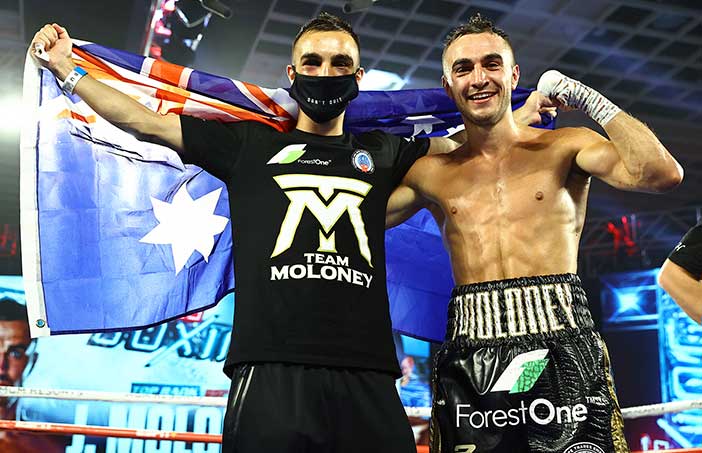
[
  {"xmin": 573, "ymin": 114, "xmax": 682, "ymax": 192},
  {"xmin": 658, "ymin": 260, "xmax": 702, "ymax": 324},
  {"xmin": 538, "ymin": 70, "xmax": 682, "ymax": 192},
  {"xmin": 426, "ymin": 91, "xmax": 557, "ymax": 155},
  {"xmin": 30, "ymin": 24, "xmax": 183, "ymax": 152}
]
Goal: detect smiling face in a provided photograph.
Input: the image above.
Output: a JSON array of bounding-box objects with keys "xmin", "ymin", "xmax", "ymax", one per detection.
[
  {"xmin": 287, "ymin": 30, "xmax": 363, "ymax": 81},
  {"xmin": 442, "ymin": 32, "xmax": 519, "ymax": 127}
]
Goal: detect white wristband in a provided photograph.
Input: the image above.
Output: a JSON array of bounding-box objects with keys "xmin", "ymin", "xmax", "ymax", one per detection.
[
  {"xmin": 537, "ymin": 70, "xmax": 621, "ymax": 127},
  {"xmin": 60, "ymin": 66, "xmax": 88, "ymax": 95}
]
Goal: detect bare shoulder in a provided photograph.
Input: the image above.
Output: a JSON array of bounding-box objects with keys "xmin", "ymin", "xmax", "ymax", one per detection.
[
  {"xmin": 403, "ymin": 152, "xmax": 445, "ymax": 186},
  {"xmin": 523, "ymin": 126, "xmax": 607, "ymax": 157},
  {"xmin": 545, "ymin": 126, "xmax": 606, "ymax": 147},
  {"xmin": 411, "ymin": 152, "xmax": 447, "ymax": 172}
]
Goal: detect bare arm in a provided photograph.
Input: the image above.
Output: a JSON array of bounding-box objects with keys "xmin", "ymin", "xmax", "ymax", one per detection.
[
  {"xmin": 386, "ymin": 182, "xmax": 426, "ymax": 229},
  {"xmin": 537, "ymin": 70, "xmax": 683, "ymax": 192},
  {"xmin": 574, "ymin": 113, "xmax": 683, "ymax": 192},
  {"xmin": 386, "ymin": 159, "xmax": 432, "ymax": 229},
  {"xmin": 30, "ymin": 24, "xmax": 184, "ymax": 152},
  {"xmin": 658, "ymin": 259, "xmax": 702, "ymax": 324}
]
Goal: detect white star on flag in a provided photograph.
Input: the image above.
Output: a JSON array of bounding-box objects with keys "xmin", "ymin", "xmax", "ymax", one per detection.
[
  {"xmin": 403, "ymin": 114, "xmax": 444, "ymax": 136},
  {"xmin": 140, "ymin": 185, "xmax": 229, "ymax": 275}
]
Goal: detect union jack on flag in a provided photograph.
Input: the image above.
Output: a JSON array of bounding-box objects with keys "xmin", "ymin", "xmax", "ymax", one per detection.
[{"xmin": 21, "ymin": 40, "xmax": 551, "ymax": 340}]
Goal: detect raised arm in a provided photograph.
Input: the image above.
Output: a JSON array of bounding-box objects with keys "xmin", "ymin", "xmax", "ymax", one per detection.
[
  {"xmin": 30, "ymin": 24, "xmax": 183, "ymax": 152},
  {"xmin": 538, "ymin": 70, "xmax": 683, "ymax": 192},
  {"xmin": 571, "ymin": 114, "xmax": 682, "ymax": 192}
]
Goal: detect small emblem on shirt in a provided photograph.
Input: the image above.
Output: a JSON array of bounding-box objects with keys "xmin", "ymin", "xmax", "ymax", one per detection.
[
  {"xmin": 351, "ymin": 149, "xmax": 374, "ymax": 174},
  {"xmin": 267, "ymin": 144, "xmax": 307, "ymax": 164},
  {"xmin": 563, "ymin": 442, "xmax": 605, "ymax": 453}
]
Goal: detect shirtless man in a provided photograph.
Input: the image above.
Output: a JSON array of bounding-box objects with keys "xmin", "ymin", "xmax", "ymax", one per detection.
[{"xmin": 387, "ymin": 14, "xmax": 683, "ymax": 453}]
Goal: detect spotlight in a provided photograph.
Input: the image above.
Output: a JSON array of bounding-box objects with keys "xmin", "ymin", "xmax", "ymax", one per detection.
[
  {"xmin": 145, "ymin": 0, "xmax": 231, "ymax": 65},
  {"xmin": 158, "ymin": 0, "xmax": 211, "ymax": 65}
]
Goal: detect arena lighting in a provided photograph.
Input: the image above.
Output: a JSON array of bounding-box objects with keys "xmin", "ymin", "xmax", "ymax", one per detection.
[
  {"xmin": 614, "ymin": 291, "xmax": 644, "ymax": 315},
  {"xmin": 360, "ymin": 69, "xmax": 406, "ymax": 91},
  {"xmin": 0, "ymin": 224, "xmax": 19, "ymax": 258},
  {"xmin": 343, "ymin": 0, "xmax": 380, "ymax": 13},
  {"xmin": 198, "ymin": 0, "xmax": 231, "ymax": 19},
  {"xmin": 146, "ymin": 0, "xmax": 231, "ymax": 64}
]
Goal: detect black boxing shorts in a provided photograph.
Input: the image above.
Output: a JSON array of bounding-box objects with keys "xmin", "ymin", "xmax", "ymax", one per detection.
[{"xmin": 430, "ymin": 274, "xmax": 629, "ymax": 453}]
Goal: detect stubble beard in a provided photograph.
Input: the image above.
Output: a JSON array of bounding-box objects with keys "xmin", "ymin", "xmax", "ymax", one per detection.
[{"xmin": 460, "ymin": 91, "xmax": 511, "ymax": 127}]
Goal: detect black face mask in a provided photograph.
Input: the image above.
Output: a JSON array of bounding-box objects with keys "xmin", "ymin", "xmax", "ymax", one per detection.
[{"xmin": 289, "ymin": 71, "xmax": 359, "ymax": 124}]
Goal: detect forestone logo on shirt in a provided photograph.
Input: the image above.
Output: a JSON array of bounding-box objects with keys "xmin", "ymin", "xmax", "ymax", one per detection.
[
  {"xmin": 297, "ymin": 158, "xmax": 332, "ymax": 166},
  {"xmin": 266, "ymin": 144, "xmax": 307, "ymax": 165},
  {"xmin": 269, "ymin": 174, "xmax": 374, "ymax": 288},
  {"xmin": 266, "ymin": 144, "xmax": 331, "ymax": 166}
]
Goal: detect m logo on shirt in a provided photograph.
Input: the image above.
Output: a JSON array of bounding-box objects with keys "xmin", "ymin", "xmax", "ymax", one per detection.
[{"xmin": 271, "ymin": 174, "xmax": 373, "ymax": 267}]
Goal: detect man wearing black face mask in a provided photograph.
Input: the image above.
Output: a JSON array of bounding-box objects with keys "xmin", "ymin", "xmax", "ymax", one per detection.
[
  {"xmin": 30, "ymin": 13, "xmax": 547, "ymax": 453},
  {"xmin": 289, "ymin": 69, "xmax": 360, "ymax": 123}
]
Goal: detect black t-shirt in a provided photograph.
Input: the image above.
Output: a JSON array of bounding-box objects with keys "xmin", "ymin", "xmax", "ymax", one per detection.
[
  {"xmin": 180, "ymin": 116, "xmax": 429, "ymax": 377},
  {"xmin": 668, "ymin": 220, "xmax": 702, "ymax": 279}
]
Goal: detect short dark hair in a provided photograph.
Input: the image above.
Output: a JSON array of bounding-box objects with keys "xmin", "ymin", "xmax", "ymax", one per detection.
[
  {"xmin": 0, "ymin": 298, "xmax": 28, "ymax": 322},
  {"xmin": 293, "ymin": 12, "xmax": 360, "ymax": 57},
  {"xmin": 443, "ymin": 13, "xmax": 514, "ymax": 65}
]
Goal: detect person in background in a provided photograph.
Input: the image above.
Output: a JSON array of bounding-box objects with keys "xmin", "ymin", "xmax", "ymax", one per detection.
[
  {"xmin": 0, "ymin": 297, "xmax": 67, "ymax": 453},
  {"xmin": 397, "ymin": 355, "xmax": 431, "ymax": 408},
  {"xmin": 658, "ymin": 219, "xmax": 702, "ymax": 324}
]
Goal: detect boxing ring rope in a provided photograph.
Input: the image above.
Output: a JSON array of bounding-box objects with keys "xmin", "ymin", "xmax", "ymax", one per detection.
[
  {"xmin": 0, "ymin": 386, "xmax": 226, "ymax": 407},
  {"xmin": 3, "ymin": 385, "xmax": 697, "ymax": 419},
  {"xmin": 2, "ymin": 385, "xmax": 702, "ymax": 449},
  {"xmin": 0, "ymin": 420, "xmax": 221, "ymax": 443}
]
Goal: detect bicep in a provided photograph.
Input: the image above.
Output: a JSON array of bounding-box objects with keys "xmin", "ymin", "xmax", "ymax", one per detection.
[{"xmin": 574, "ymin": 133, "xmax": 640, "ymax": 191}]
